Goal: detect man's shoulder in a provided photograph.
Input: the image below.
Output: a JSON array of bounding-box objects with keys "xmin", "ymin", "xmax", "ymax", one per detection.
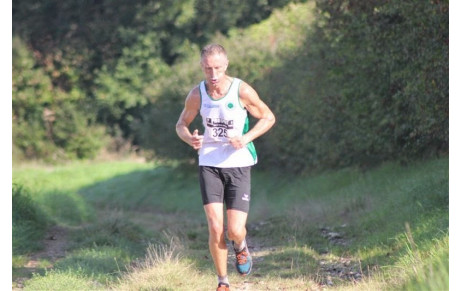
[
  {"xmin": 188, "ymin": 84, "xmax": 202, "ymax": 98},
  {"xmin": 185, "ymin": 85, "xmax": 202, "ymax": 108},
  {"xmin": 237, "ymin": 80, "xmax": 257, "ymax": 99}
]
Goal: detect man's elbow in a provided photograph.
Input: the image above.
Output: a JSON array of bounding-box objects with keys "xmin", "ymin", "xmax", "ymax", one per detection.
[
  {"xmin": 268, "ymin": 113, "xmax": 276, "ymax": 126},
  {"xmin": 176, "ymin": 119, "xmax": 186, "ymax": 130},
  {"xmin": 175, "ymin": 121, "xmax": 185, "ymax": 137}
]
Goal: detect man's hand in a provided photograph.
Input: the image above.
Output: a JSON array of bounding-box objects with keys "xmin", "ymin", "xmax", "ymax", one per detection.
[
  {"xmin": 191, "ymin": 129, "xmax": 203, "ymax": 150},
  {"xmin": 229, "ymin": 135, "xmax": 247, "ymax": 150}
]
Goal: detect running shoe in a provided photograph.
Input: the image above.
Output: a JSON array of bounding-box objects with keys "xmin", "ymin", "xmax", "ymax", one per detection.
[
  {"xmin": 216, "ymin": 282, "xmax": 230, "ymax": 291},
  {"xmin": 233, "ymin": 240, "xmax": 252, "ymax": 275}
]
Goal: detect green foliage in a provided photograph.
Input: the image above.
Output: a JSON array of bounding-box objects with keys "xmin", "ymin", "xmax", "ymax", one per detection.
[
  {"xmin": 51, "ymin": 102, "xmax": 108, "ymax": 160},
  {"xmin": 191, "ymin": 0, "xmax": 307, "ymax": 43},
  {"xmin": 12, "ymin": 36, "xmax": 108, "ymax": 161},
  {"xmin": 93, "ymin": 34, "xmax": 172, "ymax": 141},
  {"xmin": 12, "ymin": 37, "xmax": 54, "ymax": 110},
  {"xmin": 13, "ymin": 0, "xmax": 448, "ymax": 173},
  {"xmin": 255, "ymin": 0, "xmax": 448, "ymax": 172},
  {"xmin": 138, "ymin": 96, "xmax": 201, "ymax": 161},
  {"xmin": 12, "ymin": 99, "xmax": 108, "ymax": 161},
  {"xmin": 12, "ymin": 184, "xmax": 48, "ymax": 254},
  {"xmin": 13, "ymin": 0, "xmax": 292, "ymax": 162},
  {"xmin": 139, "ymin": 0, "xmax": 448, "ymax": 173},
  {"xmin": 12, "ymin": 36, "xmax": 55, "ymax": 160},
  {"xmin": 134, "ymin": 47, "xmax": 203, "ymax": 160},
  {"xmin": 138, "ymin": 2, "xmax": 316, "ymax": 161}
]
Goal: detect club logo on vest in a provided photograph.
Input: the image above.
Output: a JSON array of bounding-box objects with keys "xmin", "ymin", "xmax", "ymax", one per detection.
[
  {"xmin": 206, "ymin": 118, "xmax": 234, "ymax": 129},
  {"xmin": 226, "ymin": 102, "xmax": 235, "ymax": 110}
]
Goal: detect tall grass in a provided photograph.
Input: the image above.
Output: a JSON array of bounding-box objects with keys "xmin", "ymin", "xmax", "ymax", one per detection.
[
  {"xmin": 112, "ymin": 236, "xmax": 215, "ymax": 290},
  {"xmin": 13, "ymin": 157, "xmax": 448, "ymax": 290}
]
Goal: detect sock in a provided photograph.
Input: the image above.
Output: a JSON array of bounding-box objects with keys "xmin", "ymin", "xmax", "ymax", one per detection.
[
  {"xmin": 218, "ymin": 275, "xmax": 229, "ymax": 285},
  {"xmin": 233, "ymin": 239, "xmax": 246, "ymax": 252}
]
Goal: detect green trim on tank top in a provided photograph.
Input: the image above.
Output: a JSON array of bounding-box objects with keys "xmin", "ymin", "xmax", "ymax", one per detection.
[
  {"xmin": 243, "ymin": 116, "xmax": 257, "ymax": 161},
  {"xmin": 199, "ymin": 83, "xmax": 203, "ymax": 109}
]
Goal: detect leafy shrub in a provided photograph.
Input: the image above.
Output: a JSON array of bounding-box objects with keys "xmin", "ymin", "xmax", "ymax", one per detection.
[
  {"xmin": 13, "ymin": 1, "xmax": 448, "ymax": 173},
  {"xmin": 51, "ymin": 101, "xmax": 108, "ymax": 160},
  {"xmin": 255, "ymin": 0, "xmax": 448, "ymax": 173},
  {"xmin": 13, "ymin": 36, "xmax": 108, "ymax": 162}
]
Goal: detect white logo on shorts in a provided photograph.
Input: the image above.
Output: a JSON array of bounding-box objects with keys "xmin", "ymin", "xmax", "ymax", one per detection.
[{"xmin": 242, "ymin": 193, "xmax": 250, "ymax": 201}]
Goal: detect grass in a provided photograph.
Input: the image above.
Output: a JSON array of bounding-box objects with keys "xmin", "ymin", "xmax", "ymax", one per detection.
[
  {"xmin": 12, "ymin": 156, "xmax": 448, "ymax": 290},
  {"xmin": 12, "ymin": 185, "xmax": 48, "ymax": 254}
]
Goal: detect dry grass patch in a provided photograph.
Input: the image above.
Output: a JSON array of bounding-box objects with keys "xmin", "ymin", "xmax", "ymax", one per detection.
[{"xmin": 113, "ymin": 237, "xmax": 214, "ymax": 290}]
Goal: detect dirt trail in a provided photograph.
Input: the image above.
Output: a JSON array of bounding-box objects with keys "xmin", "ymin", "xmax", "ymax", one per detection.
[
  {"xmin": 13, "ymin": 221, "xmax": 362, "ymax": 290},
  {"xmin": 228, "ymin": 239, "xmax": 323, "ymax": 291},
  {"xmin": 13, "ymin": 225, "xmax": 69, "ymax": 289},
  {"xmin": 30, "ymin": 225, "xmax": 69, "ymax": 264},
  {"xmin": 229, "ymin": 224, "xmax": 363, "ymax": 290},
  {"xmin": 229, "ymin": 238, "xmax": 272, "ymax": 291}
]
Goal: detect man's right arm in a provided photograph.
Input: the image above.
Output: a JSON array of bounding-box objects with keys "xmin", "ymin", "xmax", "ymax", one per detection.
[{"xmin": 175, "ymin": 87, "xmax": 203, "ymax": 150}]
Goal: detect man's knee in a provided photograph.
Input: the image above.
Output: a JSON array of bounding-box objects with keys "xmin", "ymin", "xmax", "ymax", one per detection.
[
  {"xmin": 208, "ymin": 221, "xmax": 225, "ymax": 239},
  {"xmin": 227, "ymin": 224, "xmax": 246, "ymax": 242}
]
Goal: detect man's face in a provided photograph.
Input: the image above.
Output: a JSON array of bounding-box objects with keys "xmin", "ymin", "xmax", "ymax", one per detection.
[{"xmin": 201, "ymin": 53, "xmax": 228, "ymax": 86}]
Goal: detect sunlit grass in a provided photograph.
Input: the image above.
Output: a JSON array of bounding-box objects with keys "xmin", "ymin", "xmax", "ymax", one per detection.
[
  {"xmin": 24, "ymin": 271, "xmax": 105, "ymax": 291},
  {"xmin": 12, "ymin": 157, "xmax": 448, "ymax": 290}
]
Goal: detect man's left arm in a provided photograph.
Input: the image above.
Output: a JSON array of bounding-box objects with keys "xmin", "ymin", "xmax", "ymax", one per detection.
[{"xmin": 229, "ymin": 82, "xmax": 276, "ymax": 149}]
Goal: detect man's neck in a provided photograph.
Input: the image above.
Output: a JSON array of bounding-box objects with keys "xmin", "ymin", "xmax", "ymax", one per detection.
[{"xmin": 206, "ymin": 76, "xmax": 232, "ymax": 98}]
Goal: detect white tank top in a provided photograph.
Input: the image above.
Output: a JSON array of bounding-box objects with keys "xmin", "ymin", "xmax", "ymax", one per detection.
[{"xmin": 198, "ymin": 78, "xmax": 257, "ymax": 168}]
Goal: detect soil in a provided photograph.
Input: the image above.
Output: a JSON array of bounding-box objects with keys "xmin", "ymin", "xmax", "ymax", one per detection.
[
  {"xmin": 13, "ymin": 225, "xmax": 69, "ymax": 290},
  {"xmin": 229, "ymin": 225, "xmax": 363, "ymax": 290},
  {"xmin": 13, "ymin": 223, "xmax": 362, "ymax": 290}
]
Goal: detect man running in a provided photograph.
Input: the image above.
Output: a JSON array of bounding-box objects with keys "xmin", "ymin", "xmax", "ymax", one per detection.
[{"xmin": 176, "ymin": 43, "xmax": 275, "ymax": 291}]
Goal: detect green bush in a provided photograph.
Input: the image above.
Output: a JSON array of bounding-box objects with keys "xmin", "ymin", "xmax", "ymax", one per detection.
[
  {"xmin": 254, "ymin": 0, "xmax": 448, "ymax": 173},
  {"xmin": 13, "ymin": 1, "xmax": 448, "ymax": 173},
  {"xmin": 51, "ymin": 102, "xmax": 108, "ymax": 160},
  {"xmin": 12, "ymin": 36, "xmax": 108, "ymax": 162},
  {"xmin": 141, "ymin": 1, "xmax": 448, "ymax": 173}
]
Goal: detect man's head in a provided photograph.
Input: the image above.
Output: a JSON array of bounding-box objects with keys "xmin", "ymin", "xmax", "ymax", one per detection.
[
  {"xmin": 200, "ymin": 43, "xmax": 227, "ymax": 59},
  {"xmin": 200, "ymin": 44, "xmax": 229, "ymax": 86}
]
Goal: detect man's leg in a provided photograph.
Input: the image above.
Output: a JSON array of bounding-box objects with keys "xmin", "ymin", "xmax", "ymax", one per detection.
[
  {"xmin": 224, "ymin": 167, "xmax": 251, "ymax": 244},
  {"xmin": 227, "ymin": 209, "xmax": 252, "ymax": 275},
  {"xmin": 204, "ymin": 203, "xmax": 228, "ymax": 278},
  {"xmin": 226, "ymin": 209, "xmax": 248, "ymax": 245}
]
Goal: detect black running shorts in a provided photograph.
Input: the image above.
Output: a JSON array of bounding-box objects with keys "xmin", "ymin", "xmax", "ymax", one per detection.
[{"xmin": 199, "ymin": 166, "xmax": 251, "ymax": 213}]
